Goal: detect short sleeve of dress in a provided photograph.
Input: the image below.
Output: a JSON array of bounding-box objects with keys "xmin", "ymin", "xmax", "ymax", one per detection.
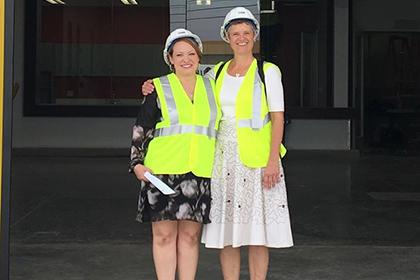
[
  {"xmin": 129, "ymin": 94, "xmax": 161, "ymax": 172},
  {"xmin": 135, "ymin": 94, "xmax": 162, "ymax": 128},
  {"xmin": 264, "ymin": 65, "xmax": 285, "ymax": 112}
]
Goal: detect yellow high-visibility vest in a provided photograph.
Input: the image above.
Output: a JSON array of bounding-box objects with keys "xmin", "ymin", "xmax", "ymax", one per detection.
[
  {"xmin": 214, "ymin": 59, "xmax": 287, "ymax": 168},
  {"xmin": 144, "ymin": 73, "xmax": 221, "ymax": 178}
]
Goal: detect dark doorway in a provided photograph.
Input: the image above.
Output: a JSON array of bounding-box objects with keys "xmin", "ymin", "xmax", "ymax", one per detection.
[
  {"xmin": 260, "ymin": 0, "xmax": 332, "ymax": 109},
  {"xmin": 361, "ymin": 32, "xmax": 420, "ymax": 154}
]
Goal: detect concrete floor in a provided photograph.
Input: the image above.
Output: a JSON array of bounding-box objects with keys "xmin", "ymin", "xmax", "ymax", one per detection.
[{"xmin": 9, "ymin": 151, "xmax": 420, "ymax": 279}]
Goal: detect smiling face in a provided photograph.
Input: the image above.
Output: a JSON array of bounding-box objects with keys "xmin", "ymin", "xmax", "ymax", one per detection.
[
  {"xmin": 227, "ymin": 21, "xmax": 256, "ymax": 55},
  {"xmin": 168, "ymin": 39, "xmax": 200, "ymax": 75}
]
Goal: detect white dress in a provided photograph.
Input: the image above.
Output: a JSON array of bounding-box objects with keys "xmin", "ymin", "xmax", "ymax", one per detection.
[{"xmin": 201, "ymin": 66, "xmax": 294, "ymax": 248}]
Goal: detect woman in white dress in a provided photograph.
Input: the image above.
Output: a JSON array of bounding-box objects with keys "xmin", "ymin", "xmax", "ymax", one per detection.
[
  {"xmin": 200, "ymin": 7, "xmax": 293, "ymax": 280},
  {"xmin": 141, "ymin": 7, "xmax": 293, "ymax": 279}
]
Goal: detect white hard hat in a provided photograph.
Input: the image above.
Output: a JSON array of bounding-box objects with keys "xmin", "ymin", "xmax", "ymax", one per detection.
[
  {"xmin": 220, "ymin": 7, "xmax": 260, "ymax": 43},
  {"xmin": 163, "ymin": 28, "xmax": 203, "ymax": 66}
]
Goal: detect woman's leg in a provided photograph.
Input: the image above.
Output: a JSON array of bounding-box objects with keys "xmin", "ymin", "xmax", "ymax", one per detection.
[
  {"xmin": 220, "ymin": 246, "xmax": 241, "ymax": 280},
  {"xmin": 248, "ymin": 246, "xmax": 269, "ymax": 280},
  {"xmin": 177, "ymin": 220, "xmax": 202, "ymax": 280},
  {"xmin": 152, "ymin": 220, "xmax": 178, "ymax": 280}
]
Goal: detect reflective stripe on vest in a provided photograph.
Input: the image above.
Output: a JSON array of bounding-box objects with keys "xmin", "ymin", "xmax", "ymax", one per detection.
[
  {"xmin": 154, "ymin": 124, "xmax": 216, "ymax": 138},
  {"xmin": 203, "ymin": 77, "xmax": 218, "ymax": 131},
  {"xmin": 159, "ymin": 75, "xmax": 178, "ymax": 125},
  {"xmin": 155, "ymin": 76, "xmax": 217, "ymax": 139},
  {"xmin": 251, "ymin": 67, "xmax": 265, "ymax": 129},
  {"xmin": 237, "ymin": 64, "xmax": 270, "ymax": 130},
  {"xmin": 237, "ymin": 114, "xmax": 270, "ymax": 129}
]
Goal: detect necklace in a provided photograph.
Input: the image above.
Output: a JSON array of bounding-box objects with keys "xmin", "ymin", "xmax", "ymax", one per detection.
[
  {"xmin": 230, "ymin": 58, "xmax": 254, "ymax": 77},
  {"xmin": 230, "ymin": 65, "xmax": 249, "ymax": 77}
]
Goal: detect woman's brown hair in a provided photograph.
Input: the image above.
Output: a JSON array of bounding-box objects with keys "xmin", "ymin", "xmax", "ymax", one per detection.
[{"xmin": 167, "ymin": 38, "xmax": 202, "ymax": 71}]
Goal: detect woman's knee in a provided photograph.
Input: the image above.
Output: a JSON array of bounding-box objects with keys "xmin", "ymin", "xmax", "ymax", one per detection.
[
  {"xmin": 178, "ymin": 226, "xmax": 200, "ymax": 246},
  {"xmin": 153, "ymin": 227, "xmax": 177, "ymax": 247},
  {"xmin": 249, "ymin": 245, "xmax": 267, "ymax": 250},
  {"xmin": 248, "ymin": 246, "xmax": 268, "ymax": 256}
]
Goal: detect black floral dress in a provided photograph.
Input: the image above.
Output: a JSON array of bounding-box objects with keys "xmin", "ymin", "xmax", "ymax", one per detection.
[{"xmin": 129, "ymin": 94, "xmax": 211, "ymax": 224}]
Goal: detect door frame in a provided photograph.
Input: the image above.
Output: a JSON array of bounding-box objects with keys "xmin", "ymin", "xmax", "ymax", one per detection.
[{"xmin": 1, "ymin": 0, "xmax": 14, "ymax": 279}]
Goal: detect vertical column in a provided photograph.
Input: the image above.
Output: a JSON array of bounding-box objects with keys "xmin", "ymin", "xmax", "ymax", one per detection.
[
  {"xmin": 170, "ymin": 0, "xmax": 187, "ymax": 30},
  {"xmin": 334, "ymin": 0, "xmax": 349, "ymax": 107},
  {"xmin": 1, "ymin": 0, "xmax": 14, "ymax": 279}
]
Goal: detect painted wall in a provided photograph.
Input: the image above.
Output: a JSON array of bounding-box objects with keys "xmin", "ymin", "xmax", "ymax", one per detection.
[{"xmin": 285, "ymin": 120, "xmax": 351, "ymax": 150}]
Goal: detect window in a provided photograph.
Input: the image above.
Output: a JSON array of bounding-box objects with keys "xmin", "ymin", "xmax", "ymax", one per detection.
[
  {"xmin": 25, "ymin": 0, "xmax": 336, "ymax": 117},
  {"xmin": 25, "ymin": 0, "xmax": 169, "ymax": 116}
]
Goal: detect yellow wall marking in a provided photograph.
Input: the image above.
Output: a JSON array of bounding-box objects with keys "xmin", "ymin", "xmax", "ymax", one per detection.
[{"xmin": 0, "ymin": 0, "xmax": 5, "ymax": 224}]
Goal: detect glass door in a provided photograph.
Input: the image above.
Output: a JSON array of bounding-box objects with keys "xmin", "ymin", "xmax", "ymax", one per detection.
[{"xmin": 259, "ymin": 0, "xmax": 331, "ymax": 108}]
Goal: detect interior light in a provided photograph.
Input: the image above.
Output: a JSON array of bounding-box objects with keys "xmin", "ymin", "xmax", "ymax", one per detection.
[
  {"xmin": 45, "ymin": 0, "xmax": 66, "ymax": 4},
  {"xmin": 196, "ymin": 0, "xmax": 210, "ymax": 5},
  {"xmin": 121, "ymin": 0, "xmax": 138, "ymax": 4}
]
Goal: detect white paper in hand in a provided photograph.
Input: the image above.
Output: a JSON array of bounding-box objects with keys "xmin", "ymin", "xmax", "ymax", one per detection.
[{"xmin": 144, "ymin": 171, "xmax": 176, "ymax": 195}]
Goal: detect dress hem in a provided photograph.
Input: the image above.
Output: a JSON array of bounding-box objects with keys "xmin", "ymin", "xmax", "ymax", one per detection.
[
  {"xmin": 136, "ymin": 217, "xmax": 210, "ymax": 224},
  {"xmin": 202, "ymin": 242, "xmax": 294, "ymax": 249}
]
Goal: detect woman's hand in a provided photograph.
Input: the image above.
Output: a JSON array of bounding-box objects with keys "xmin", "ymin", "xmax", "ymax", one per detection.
[
  {"xmin": 263, "ymin": 111, "xmax": 284, "ymax": 189},
  {"xmin": 262, "ymin": 159, "xmax": 280, "ymax": 188},
  {"xmin": 133, "ymin": 164, "xmax": 152, "ymax": 182},
  {"xmin": 141, "ymin": 79, "xmax": 155, "ymax": 96}
]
